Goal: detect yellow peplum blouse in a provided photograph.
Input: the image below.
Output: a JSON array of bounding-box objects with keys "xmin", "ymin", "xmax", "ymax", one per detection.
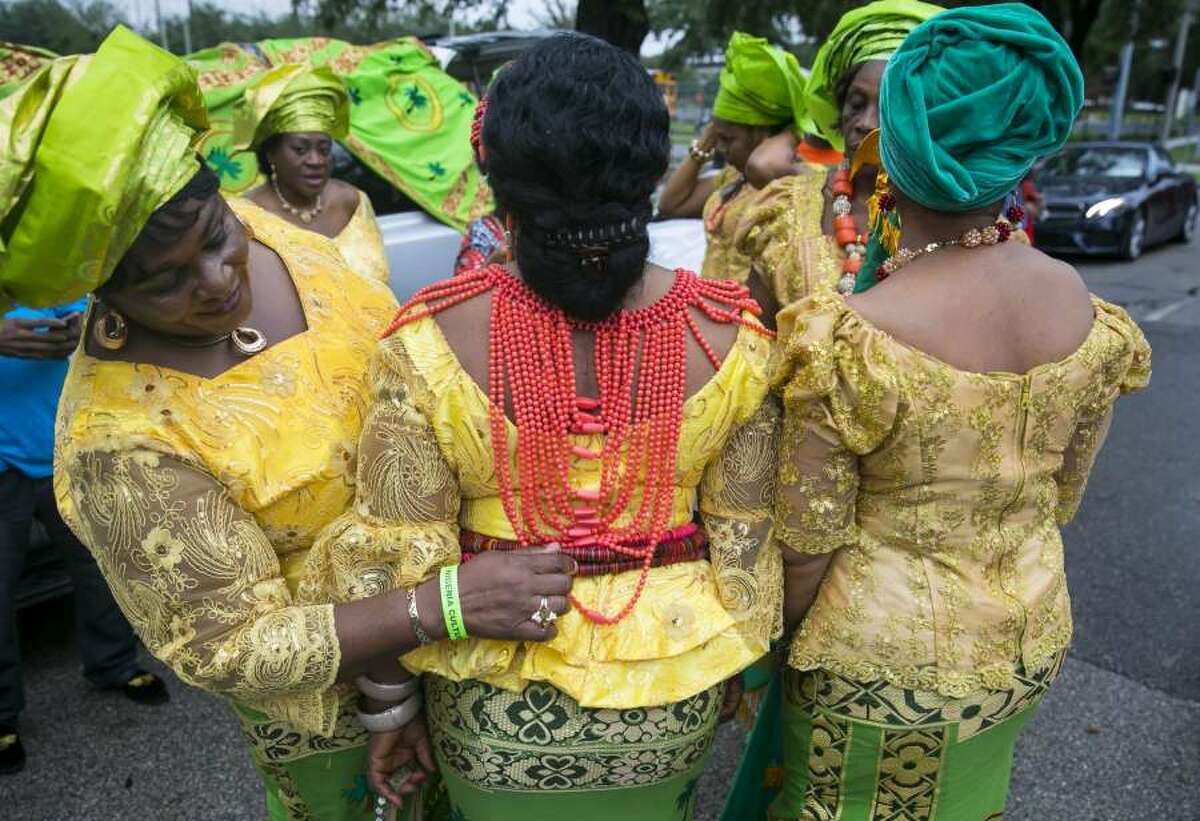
[
  {"xmin": 305, "ymin": 305, "xmax": 784, "ymax": 709},
  {"xmin": 772, "ymin": 291, "xmax": 1151, "ymax": 697},
  {"xmin": 54, "ymin": 200, "xmax": 398, "ymax": 737}
]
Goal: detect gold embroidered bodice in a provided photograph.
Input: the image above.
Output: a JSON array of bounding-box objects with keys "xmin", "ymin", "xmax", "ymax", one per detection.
[
  {"xmin": 332, "ymin": 190, "xmax": 390, "ymax": 285},
  {"xmin": 772, "ymin": 292, "xmax": 1151, "ymax": 697},
  {"xmin": 305, "ymin": 301, "xmax": 784, "ymax": 709},
  {"xmin": 700, "ymin": 165, "xmax": 759, "ymax": 284},
  {"xmin": 53, "ymin": 201, "xmax": 398, "ymax": 736},
  {"xmin": 735, "ymin": 172, "xmax": 841, "ymax": 307}
]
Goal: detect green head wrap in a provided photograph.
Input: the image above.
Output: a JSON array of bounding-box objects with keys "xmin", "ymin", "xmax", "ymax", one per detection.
[
  {"xmin": 713, "ymin": 32, "xmax": 807, "ymax": 129},
  {"xmin": 233, "ymin": 63, "xmax": 349, "ymax": 151},
  {"xmin": 880, "ymin": 3, "xmax": 1084, "ymax": 212},
  {"xmin": 0, "ymin": 26, "xmax": 207, "ymax": 311},
  {"xmin": 804, "ymin": 0, "xmax": 943, "ymax": 151}
]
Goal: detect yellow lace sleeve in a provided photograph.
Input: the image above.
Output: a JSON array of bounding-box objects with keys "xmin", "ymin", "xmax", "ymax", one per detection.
[
  {"xmin": 698, "ymin": 396, "xmax": 784, "ymax": 645},
  {"xmin": 771, "ymin": 294, "xmax": 899, "ymax": 554},
  {"xmin": 734, "ymin": 173, "xmax": 839, "ymax": 306},
  {"xmin": 60, "ymin": 448, "xmax": 341, "ymax": 735},
  {"xmin": 1053, "ymin": 406, "xmax": 1113, "ymax": 526},
  {"xmin": 300, "ymin": 331, "xmax": 461, "ymax": 605},
  {"xmin": 1054, "ymin": 298, "xmax": 1151, "ymax": 525}
]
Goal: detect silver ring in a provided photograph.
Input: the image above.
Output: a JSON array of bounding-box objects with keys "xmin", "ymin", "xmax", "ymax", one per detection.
[{"xmin": 531, "ymin": 596, "xmax": 557, "ymax": 629}]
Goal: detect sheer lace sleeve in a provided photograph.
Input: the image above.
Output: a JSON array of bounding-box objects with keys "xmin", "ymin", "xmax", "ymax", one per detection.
[
  {"xmin": 1054, "ymin": 405, "xmax": 1113, "ymax": 525},
  {"xmin": 771, "ymin": 294, "xmax": 898, "ymax": 555},
  {"xmin": 699, "ymin": 396, "xmax": 784, "ymax": 646},
  {"xmin": 775, "ymin": 389, "xmax": 862, "ymax": 555},
  {"xmin": 300, "ymin": 333, "xmax": 461, "ymax": 606},
  {"xmin": 61, "ymin": 448, "xmax": 341, "ymax": 735},
  {"xmin": 1055, "ymin": 298, "xmax": 1151, "ymax": 525}
]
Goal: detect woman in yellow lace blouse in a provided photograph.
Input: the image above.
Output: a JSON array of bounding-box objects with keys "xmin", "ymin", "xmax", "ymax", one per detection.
[
  {"xmin": 0, "ymin": 29, "xmax": 574, "ymax": 821},
  {"xmin": 735, "ymin": 0, "xmax": 943, "ymax": 321},
  {"xmin": 770, "ymin": 8, "xmax": 1150, "ymax": 819},
  {"xmin": 312, "ymin": 36, "xmax": 782, "ymax": 820},
  {"xmin": 233, "ymin": 63, "xmax": 391, "ymax": 285},
  {"xmin": 657, "ymin": 33, "xmax": 805, "ymax": 285}
]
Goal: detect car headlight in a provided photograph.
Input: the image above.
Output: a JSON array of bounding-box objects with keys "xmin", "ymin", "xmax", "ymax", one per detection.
[{"xmin": 1085, "ymin": 197, "xmax": 1128, "ymax": 219}]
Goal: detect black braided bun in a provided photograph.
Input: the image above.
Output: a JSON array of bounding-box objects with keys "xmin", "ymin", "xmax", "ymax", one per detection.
[{"xmin": 482, "ymin": 33, "xmax": 670, "ymax": 322}]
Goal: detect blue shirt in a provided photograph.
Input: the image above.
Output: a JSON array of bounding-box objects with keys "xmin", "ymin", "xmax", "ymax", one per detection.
[{"xmin": 0, "ymin": 299, "xmax": 89, "ymax": 479}]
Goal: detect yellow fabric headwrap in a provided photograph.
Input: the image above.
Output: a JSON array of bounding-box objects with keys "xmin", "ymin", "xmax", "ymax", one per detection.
[
  {"xmin": 0, "ymin": 26, "xmax": 207, "ymax": 311},
  {"xmin": 233, "ymin": 64, "xmax": 350, "ymax": 152}
]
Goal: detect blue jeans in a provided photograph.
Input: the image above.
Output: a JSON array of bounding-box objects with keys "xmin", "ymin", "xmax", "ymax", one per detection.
[{"xmin": 0, "ymin": 469, "xmax": 139, "ymax": 723}]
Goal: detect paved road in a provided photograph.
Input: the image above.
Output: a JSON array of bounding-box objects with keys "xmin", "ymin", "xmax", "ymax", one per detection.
[{"xmin": 3, "ymin": 239, "xmax": 1198, "ymax": 820}]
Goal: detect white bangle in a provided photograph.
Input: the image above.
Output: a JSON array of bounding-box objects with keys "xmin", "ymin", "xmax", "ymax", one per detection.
[
  {"xmin": 356, "ymin": 694, "xmax": 423, "ymax": 733},
  {"xmin": 355, "ymin": 675, "xmax": 420, "ymax": 704}
]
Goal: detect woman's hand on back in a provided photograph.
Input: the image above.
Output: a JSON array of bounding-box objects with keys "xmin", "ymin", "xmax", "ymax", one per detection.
[{"xmin": 455, "ymin": 544, "xmax": 576, "ymax": 642}]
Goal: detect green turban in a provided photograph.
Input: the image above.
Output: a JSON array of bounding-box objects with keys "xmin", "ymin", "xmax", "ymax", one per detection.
[
  {"xmin": 0, "ymin": 26, "xmax": 207, "ymax": 311},
  {"xmin": 804, "ymin": 0, "xmax": 943, "ymax": 151},
  {"xmin": 232, "ymin": 63, "xmax": 349, "ymax": 151},
  {"xmin": 713, "ymin": 32, "xmax": 807, "ymax": 129},
  {"xmin": 880, "ymin": 3, "xmax": 1084, "ymax": 212}
]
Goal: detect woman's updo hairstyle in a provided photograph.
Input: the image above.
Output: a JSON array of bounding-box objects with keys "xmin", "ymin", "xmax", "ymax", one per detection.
[{"xmin": 482, "ymin": 33, "xmax": 670, "ymax": 322}]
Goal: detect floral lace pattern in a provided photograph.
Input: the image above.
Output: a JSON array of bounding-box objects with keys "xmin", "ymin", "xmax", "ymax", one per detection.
[
  {"xmin": 735, "ymin": 171, "xmax": 842, "ymax": 306},
  {"xmin": 54, "ymin": 200, "xmax": 398, "ymax": 737},
  {"xmin": 772, "ymin": 292, "xmax": 1150, "ymax": 697}
]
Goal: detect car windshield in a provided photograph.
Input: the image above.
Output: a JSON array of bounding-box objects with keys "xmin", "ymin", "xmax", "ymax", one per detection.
[{"xmin": 1043, "ymin": 147, "xmax": 1147, "ymax": 179}]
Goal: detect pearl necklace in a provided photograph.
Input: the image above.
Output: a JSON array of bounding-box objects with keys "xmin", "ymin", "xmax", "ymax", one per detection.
[{"xmin": 271, "ymin": 176, "xmax": 323, "ymax": 224}]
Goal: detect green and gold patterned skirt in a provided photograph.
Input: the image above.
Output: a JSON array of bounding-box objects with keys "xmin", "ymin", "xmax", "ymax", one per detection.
[
  {"xmin": 236, "ymin": 702, "xmax": 385, "ymax": 821},
  {"xmin": 424, "ymin": 676, "xmax": 724, "ymax": 821},
  {"xmin": 763, "ymin": 653, "xmax": 1064, "ymax": 820}
]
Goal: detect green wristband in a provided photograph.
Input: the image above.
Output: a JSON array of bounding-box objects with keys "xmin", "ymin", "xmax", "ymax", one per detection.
[{"xmin": 439, "ymin": 565, "xmax": 468, "ymax": 641}]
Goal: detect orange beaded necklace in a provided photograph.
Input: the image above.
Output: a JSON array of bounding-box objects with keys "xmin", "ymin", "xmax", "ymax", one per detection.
[
  {"xmin": 384, "ymin": 265, "xmax": 772, "ymax": 625},
  {"xmin": 831, "ymin": 161, "xmax": 868, "ymax": 295}
]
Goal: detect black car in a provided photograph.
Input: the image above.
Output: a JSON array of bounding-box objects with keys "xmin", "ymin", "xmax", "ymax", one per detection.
[{"xmin": 1035, "ymin": 141, "xmax": 1198, "ymax": 259}]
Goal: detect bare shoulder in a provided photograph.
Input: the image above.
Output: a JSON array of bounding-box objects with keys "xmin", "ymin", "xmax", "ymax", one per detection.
[
  {"xmin": 325, "ymin": 179, "xmax": 363, "ymax": 212},
  {"xmin": 430, "ymin": 283, "xmax": 493, "ymax": 379},
  {"xmin": 245, "ymin": 185, "xmax": 273, "ymax": 208},
  {"xmin": 1005, "ymin": 244, "xmax": 1093, "ymax": 321}
]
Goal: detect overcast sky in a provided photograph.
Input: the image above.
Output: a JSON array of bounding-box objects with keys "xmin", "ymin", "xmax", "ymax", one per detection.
[
  {"xmin": 110, "ymin": 0, "xmax": 676, "ymax": 54},
  {"xmin": 115, "ymin": 0, "xmax": 554, "ymax": 31}
]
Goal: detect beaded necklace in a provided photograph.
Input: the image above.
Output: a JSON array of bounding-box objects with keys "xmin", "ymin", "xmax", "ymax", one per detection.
[
  {"xmin": 272, "ymin": 175, "xmax": 324, "ymax": 224},
  {"xmin": 383, "ymin": 264, "xmax": 773, "ymax": 625},
  {"xmin": 831, "ymin": 161, "xmax": 868, "ymax": 296},
  {"xmin": 877, "ymin": 205, "xmax": 1025, "ymax": 278},
  {"xmin": 704, "ymin": 174, "xmax": 748, "ymax": 236}
]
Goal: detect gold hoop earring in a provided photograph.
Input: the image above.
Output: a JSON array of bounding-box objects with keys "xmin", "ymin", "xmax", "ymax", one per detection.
[
  {"xmin": 93, "ymin": 307, "xmax": 128, "ymax": 351},
  {"xmin": 231, "ymin": 327, "xmax": 267, "ymax": 356}
]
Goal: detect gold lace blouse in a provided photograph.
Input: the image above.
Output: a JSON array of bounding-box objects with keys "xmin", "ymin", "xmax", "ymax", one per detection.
[
  {"xmin": 53, "ymin": 201, "xmax": 398, "ymax": 736},
  {"xmin": 700, "ymin": 165, "xmax": 759, "ymax": 284},
  {"xmin": 332, "ymin": 190, "xmax": 390, "ymax": 285},
  {"xmin": 773, "ymin": 292, "xmax": 1151, "ymax": 697},
  {"xmin": 230, "ymin": 189, "xmax": 390, "ymax": 285},
  {"xmin": 305, "ymin": 307, "xmax": 784, "ymax": 709},
  {"xmin": 735, "ymin": 172, "xmax": 841, "ymax": 307}
]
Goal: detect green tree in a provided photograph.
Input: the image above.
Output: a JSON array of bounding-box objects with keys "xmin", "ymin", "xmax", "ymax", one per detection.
[
  {"xmin": 576, "ymin": 0, "xmax": 649, "ymax": 54},
  {"xmin": 0, "ymin": 0, "xmax": 125, "ymax": 53}
]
